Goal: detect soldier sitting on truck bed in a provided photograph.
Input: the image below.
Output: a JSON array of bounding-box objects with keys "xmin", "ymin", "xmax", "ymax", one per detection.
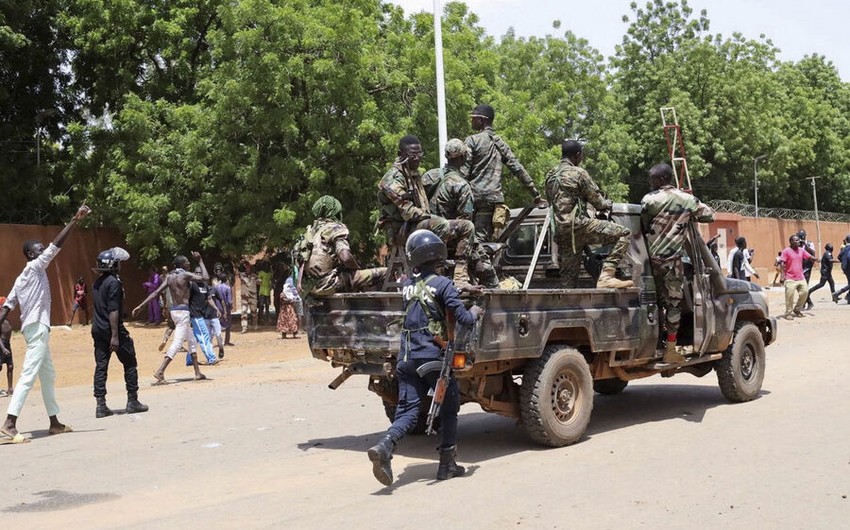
[
  {"xmin": 294, "ymin": 196, "xmax": 386, "ymax": 297},
  {"xmin": 422, "ymin": 139, "xmax": 499, "ymax": 288},
  {"xmin": 640, "ymin": 163, "xmax": 715, "ymax": 363},
  {"xmin": 545, "ymin": 140, "xmax": 633, "ymax": 289},
  {"xmin": 378, "ymin": 135, "xmax": 477, "ymax": 289}
]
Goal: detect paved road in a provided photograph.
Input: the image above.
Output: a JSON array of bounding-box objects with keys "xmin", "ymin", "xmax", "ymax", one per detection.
[{"xmin": 2, "ymin": 291, "xmax": 849, "ymax": 529}]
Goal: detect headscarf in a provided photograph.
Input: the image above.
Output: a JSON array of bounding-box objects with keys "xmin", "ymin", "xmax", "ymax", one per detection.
[{"xmin": 312, "ymin": 195, "xmax": 342, "ymax": 221}]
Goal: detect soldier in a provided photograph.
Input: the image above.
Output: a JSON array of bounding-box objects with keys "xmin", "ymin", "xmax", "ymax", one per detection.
[
  {"xmin": 422, "ymin": 139, "xmax": 499, "ymax": 288},
  {"xmin": 378, "ymin": 135, "xmax": 476, "ymax": 288},
  {"xmin": 641, "ymin": 163, "xmax": 715, "ymax": 363},
  {"xmin": 367, "ymin": 229, "xmax": 483, "ymax": 486},
  {"xmin": 295, "ymin": 195, "xmax": 386, "ymax": 296},
  {"xmin": 463, "ymin": 104, "xmax": 547, "ymax": 242},
  {"xmin": 546, "ymin": 140, "xmax": 634, "ymax": 289}
]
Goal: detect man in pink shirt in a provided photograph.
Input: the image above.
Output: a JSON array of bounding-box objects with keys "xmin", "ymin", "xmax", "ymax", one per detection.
[{"xmin": 780, "ymin": 233, "xmax": 815, "ymax": 319}]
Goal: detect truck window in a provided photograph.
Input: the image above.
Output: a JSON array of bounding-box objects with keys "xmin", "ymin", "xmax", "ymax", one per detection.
[{"xmin": 507, "ymin": 223, "xmax": 551, "ymax": 258}]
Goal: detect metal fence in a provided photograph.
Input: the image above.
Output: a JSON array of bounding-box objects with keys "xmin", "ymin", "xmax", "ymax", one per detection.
[{"xmin": 708, "ymin": 200, "xmax": 850, "ymax": 223}]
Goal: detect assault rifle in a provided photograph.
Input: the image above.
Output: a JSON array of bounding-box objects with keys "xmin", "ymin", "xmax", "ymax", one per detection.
[{"xmin": 416, "ymin": 314, "xmax": 457, "ymax": 436}]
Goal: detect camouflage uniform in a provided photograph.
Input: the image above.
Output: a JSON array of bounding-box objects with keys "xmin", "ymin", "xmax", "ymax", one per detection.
[
  {"xmin": 422, "ymin": 165, "xmax": 498, "ymax": 288},
  {"xmin": 463, "ymin": 127, "xmax": 541, "ymax": 242},
  {"xmin": 641, "ymin": 184, "xmax": 715, "ymax": 335},
  {"xmin": 378, "ymin": 160, "xmax": 473, "ymax": 263},
  {"xmin": 295, "ymin": 219, "xmax": 386, "ymax": 297},
  {"xmin": 545, "ymin": 158, "xmax": 631, "ymax": 288}
]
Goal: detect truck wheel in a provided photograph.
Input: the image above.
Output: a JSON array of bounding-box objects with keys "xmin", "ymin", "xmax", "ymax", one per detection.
[
  {"xmin": 593, "ymin": 378, "xmax": 628, "ymax": 395},
  {"xmin": 382, "ymin": 398, "xmax": 436, "ymax": 435},
  {"xmin": 520, "ymin": 345, "xmax": 593, "ymax": 447},
  {"xmin": 716, "ymin": 322, "xmax": 765, "ymax": 402}
]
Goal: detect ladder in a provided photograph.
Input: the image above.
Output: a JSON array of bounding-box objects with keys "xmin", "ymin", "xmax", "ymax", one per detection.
[{"xmin": 660, "ymin": 107, "xmax": 692, "ymax": 191}]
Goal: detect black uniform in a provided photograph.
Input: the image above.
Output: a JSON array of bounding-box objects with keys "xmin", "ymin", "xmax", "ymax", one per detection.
[
  {"xmin": 808, "ymin": 250, "xmax": 835, "ymax": 298},
  {"xmin": 91, "ymin": 273, "xmax": 139, "ymax": 399}
]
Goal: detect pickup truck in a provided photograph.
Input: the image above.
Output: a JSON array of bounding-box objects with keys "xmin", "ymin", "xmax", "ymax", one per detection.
[{"xmin": 306, "ymin": 204, "xmax": 777, "ymax": 447}]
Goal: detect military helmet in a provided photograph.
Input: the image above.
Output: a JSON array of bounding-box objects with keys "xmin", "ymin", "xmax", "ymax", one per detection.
[
  {"xmin": 444, "ymin": 138, "xmax": 468, "ymax": 159},
  {"xmin": 470, "ymin": 104, "xmax": 495, "ymax": 122},
  {"xmin": 405, "ymin": 229, "xmax": 447, "ymax": 269},
  {"xmin": 94, "ymin": 247, "xmax": 130, "ymax": 273}
]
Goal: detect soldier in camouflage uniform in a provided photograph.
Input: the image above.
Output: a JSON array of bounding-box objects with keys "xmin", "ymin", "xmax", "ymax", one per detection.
[
  {"xmin": 463, "ymin": 104, "xmax": 547, "ymax": 243},
  {"xmin": 641, "ymin": 163, "xmax": 715, "ymax": 363},
  {"xmin": 422, "ymin": 139, "xmax": 499, "ymax": 288},
  {"xmin": 378, "ymin": 135, "xmax": 476, "ymax": 288},
  {"xmin": 545, "ymin": 140, "xmax": 633, "ymax": 289},
  {"xmin": 295, "ymin": 196, "xmax": 386, "ymax": 297}
]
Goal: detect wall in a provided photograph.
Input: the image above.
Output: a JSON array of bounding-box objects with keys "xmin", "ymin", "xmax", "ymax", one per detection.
[
  {"xmin": 0, "ymin": 224, "xmax": 149, "ymax": 329},
  {"xmin": 698, "ymin": 213, "xmax": 850, "ymax": 285}
]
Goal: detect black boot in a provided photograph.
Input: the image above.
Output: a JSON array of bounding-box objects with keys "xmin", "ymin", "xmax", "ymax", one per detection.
[
  {"xmin": 436, "ymin": 445, "xmax": 466, "ymax": 480},
  {"xmin": 367, "ymin": 435, "xmax": 395, "ymax": 486},
  {"xmin": 126, "ymin": 393, "xmax": 149, "ymax": 414},
  {"xmin": 95, "ymin": 397, "xmax": 114, "ymax": 418}
]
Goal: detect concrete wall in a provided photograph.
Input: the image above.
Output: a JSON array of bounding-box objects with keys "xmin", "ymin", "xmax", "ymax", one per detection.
[
  {"xmin": 0, "ymin": 224, "xmax": 149, "ymax": 329},
  {"xmin": 698, "ymin": 213, "xmax": 850, "ymax": 285}
]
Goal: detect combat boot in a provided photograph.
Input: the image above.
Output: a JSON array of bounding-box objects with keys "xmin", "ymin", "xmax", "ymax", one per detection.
[
  {"xmin": 452, "ymin": 260, "xmax": 475, "ymax": 291},
  {"xmin": 436, "ymin": 445, "xmax": 466, "ymax": 480},
  {"xmin": 662, "ymin": 341, "xmax": 686, "ymax": 364},
  {"xmin": 95, "ymin": 397, "xmax": 114, "ymax": 418},
  {"xmin": 126, "ymin": 393, "xmax": 149, "ymax": 414},
  {"xmin": 596, "ymin": 267, "xmax": 634, "ymax": 289},
  {"xmin": 367, "ymin": 435, "xmax": 395, "ymax": 486}
]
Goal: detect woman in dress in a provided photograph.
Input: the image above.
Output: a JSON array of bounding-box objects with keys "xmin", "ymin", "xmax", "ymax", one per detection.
[{"xmin": 277, "ymin": 276, "xmax": 301, "ymax": 338}]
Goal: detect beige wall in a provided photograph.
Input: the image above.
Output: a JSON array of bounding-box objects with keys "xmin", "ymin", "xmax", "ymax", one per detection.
[
  {"xmin": 0, "ymin": 224, "xmax": 149, "ymax": 330},
  {"xmin": 698, "ymin": 213, "xmax": 850, "ymax": 285}
]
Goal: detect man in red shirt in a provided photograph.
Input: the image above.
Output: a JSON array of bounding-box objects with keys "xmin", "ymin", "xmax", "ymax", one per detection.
[{"xmin": 780, "ymin": 233, "xmax": 815, "ymax": 319}]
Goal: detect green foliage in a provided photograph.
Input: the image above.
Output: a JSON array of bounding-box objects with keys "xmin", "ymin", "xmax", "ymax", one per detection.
[{"xmin": 3, "ymin": 0, "xmax": 850, "ymax": 264}]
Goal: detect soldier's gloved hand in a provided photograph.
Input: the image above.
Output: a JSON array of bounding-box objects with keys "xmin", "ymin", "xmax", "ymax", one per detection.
[
  {"xmin": 469, "ymin": 305, "xmax": 484, "ymax": 320},
  {"xmin": 601, "ymin": 199, "xmax": 613, "ymax": 211},
  {"xmin": 533, "ymin": 196, "xmax": 548, "ymax": 209}
]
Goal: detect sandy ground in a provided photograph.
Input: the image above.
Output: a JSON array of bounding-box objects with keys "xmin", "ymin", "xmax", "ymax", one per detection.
[{"xmin": 1, "ymin": 286, "xmax": 849, "ymax": 529}]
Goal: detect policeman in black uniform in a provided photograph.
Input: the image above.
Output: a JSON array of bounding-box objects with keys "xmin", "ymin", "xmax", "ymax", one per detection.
[
  {"xmin": 91, "ymin": 248, "xmax": 149, "ymax": 418},
  {"xmin": 367, "ymin": 229, "xmax": 483, "ymax": 486}
]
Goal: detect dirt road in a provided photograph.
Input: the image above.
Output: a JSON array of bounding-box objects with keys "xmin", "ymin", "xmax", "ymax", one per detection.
[{"xmin": 1, "ymin": 288, "xmax": 848, "ymax": 529}]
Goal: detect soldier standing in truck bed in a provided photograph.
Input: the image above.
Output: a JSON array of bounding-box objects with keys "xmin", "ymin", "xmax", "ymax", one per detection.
[
  {"xmin": 546, "ymin": 140, "xmax": 633, "ymax": 290},
  {"xmin": 378, "ymin": 135, "xmax": 477, "ymax": 289},
  {"xmin": 422, "ymin": 139, "xmax": 499, "ymax": 288},
  {"xmin": 463, "ymin": 104, "xmax": 547, "ymax": 243},
  {"xmin": 641, "ymin": 162, "xmax": 715, "ymax": 363},
  {"xmin": 295, "ymin": 195, "xmax": 386, "ymax": 297}
]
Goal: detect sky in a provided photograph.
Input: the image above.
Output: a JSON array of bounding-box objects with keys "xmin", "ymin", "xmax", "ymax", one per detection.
[{"xmin": 389, "ymin": 0, "xmax": 850, "ymax": 81}]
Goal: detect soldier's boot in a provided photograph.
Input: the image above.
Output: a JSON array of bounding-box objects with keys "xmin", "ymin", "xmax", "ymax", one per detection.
[
  {"xmin": 662, "ymin": 336, "xmax": 686, "ymax": 364},
  {"xmin": 436, "ymin": 445, "xmax": 466, "ymax": 480},
  {"xmin": 126, "ymin": 392, "xmax": 149, "ymax": 414},
  {"xmin": 477, "ymin": 265, "xmax": 500, "ymax": 289},
  {"xmin": 367, "ymin": 435, "xmax": 395, "ymax": 486},
  {"xmin": 452, "ymin": 260, "xmax": 475, "ymax": 291},
  {"xmin": 95, "ymin": 397, "xmax": 114, "ymax": 419},
  {"xmin": 596, "ymin": 267, "xmax": 634, "ymax": 289}
]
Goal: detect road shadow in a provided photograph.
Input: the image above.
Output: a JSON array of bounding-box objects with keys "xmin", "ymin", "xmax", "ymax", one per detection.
[
  {"xmin": 299, "ymin": 384, "xmax": 770, "ymax": 463},
  {"xmin": 370, "ymin": 463, "xmax": 482, "ymax": 494}
]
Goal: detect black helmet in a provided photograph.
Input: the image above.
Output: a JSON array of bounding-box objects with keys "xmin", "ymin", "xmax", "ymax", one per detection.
[
  {"xmin": 405, "ymin": 229, "xmax": 447, "ymax": 269},
  {"xmin": 826, "ymin": 243, "xmax": 834, "ymax": 252},
  {"xmin": 797, "ymin": 229, "xmax": 807, "ymax": 239},
  {"xmin": 470, "ymin": 104, "xmax": 495, "ymax": 122},
  {"xmin": 94, "ymin": 247, "xmax": 130, "ymax": 273}
]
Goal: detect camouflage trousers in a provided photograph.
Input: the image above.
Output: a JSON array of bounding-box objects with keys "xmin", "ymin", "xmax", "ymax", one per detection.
[
  {"xmin": 304, "ymin": 267, "xmax": 388, "ymax": 297},
  {"xmin": 651, "ymin": 259, "xmax": 684, "ymax": 336},
  {"xmin": 472, "ymin": 201, "xmax": 497, "ymax": 243},
  {"xmin": 555, "ymin": 219, "xmax": 631, "ymax": 288},
  {"xmin": 384, "ymin": 216, "xmax": 473, "ymax": 262}
]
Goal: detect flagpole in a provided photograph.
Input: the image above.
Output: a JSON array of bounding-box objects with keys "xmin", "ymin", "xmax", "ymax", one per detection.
[{"xmin": 433, "ymin": 0, "xmax": 448, "ymax": 164}]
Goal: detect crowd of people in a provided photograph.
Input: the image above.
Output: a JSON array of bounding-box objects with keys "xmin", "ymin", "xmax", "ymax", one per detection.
[{"xmin": 0, "ymin": 102, "xmax": 847, "ymax": 491}]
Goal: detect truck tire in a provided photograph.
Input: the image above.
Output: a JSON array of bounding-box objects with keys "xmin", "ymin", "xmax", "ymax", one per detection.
[
  {"xmin": 716, "ymin": 322, "xmax": 765, "ymax": 402},
  {"xmin": 520, "ymin": 345, "xmax": 593, "ymax": 447},
  {"xmin": 382, "ymin": 398, "xmax": 436, "ymax": 435},
  {"xmin": 593, "ymin": 378, "xmax": 628, "ymax": 395}
]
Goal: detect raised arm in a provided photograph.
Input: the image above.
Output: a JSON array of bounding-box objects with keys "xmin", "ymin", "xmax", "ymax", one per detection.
[{"xmin": 54, "ymin": 205, "xmax": 91, "ymax": 249}]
